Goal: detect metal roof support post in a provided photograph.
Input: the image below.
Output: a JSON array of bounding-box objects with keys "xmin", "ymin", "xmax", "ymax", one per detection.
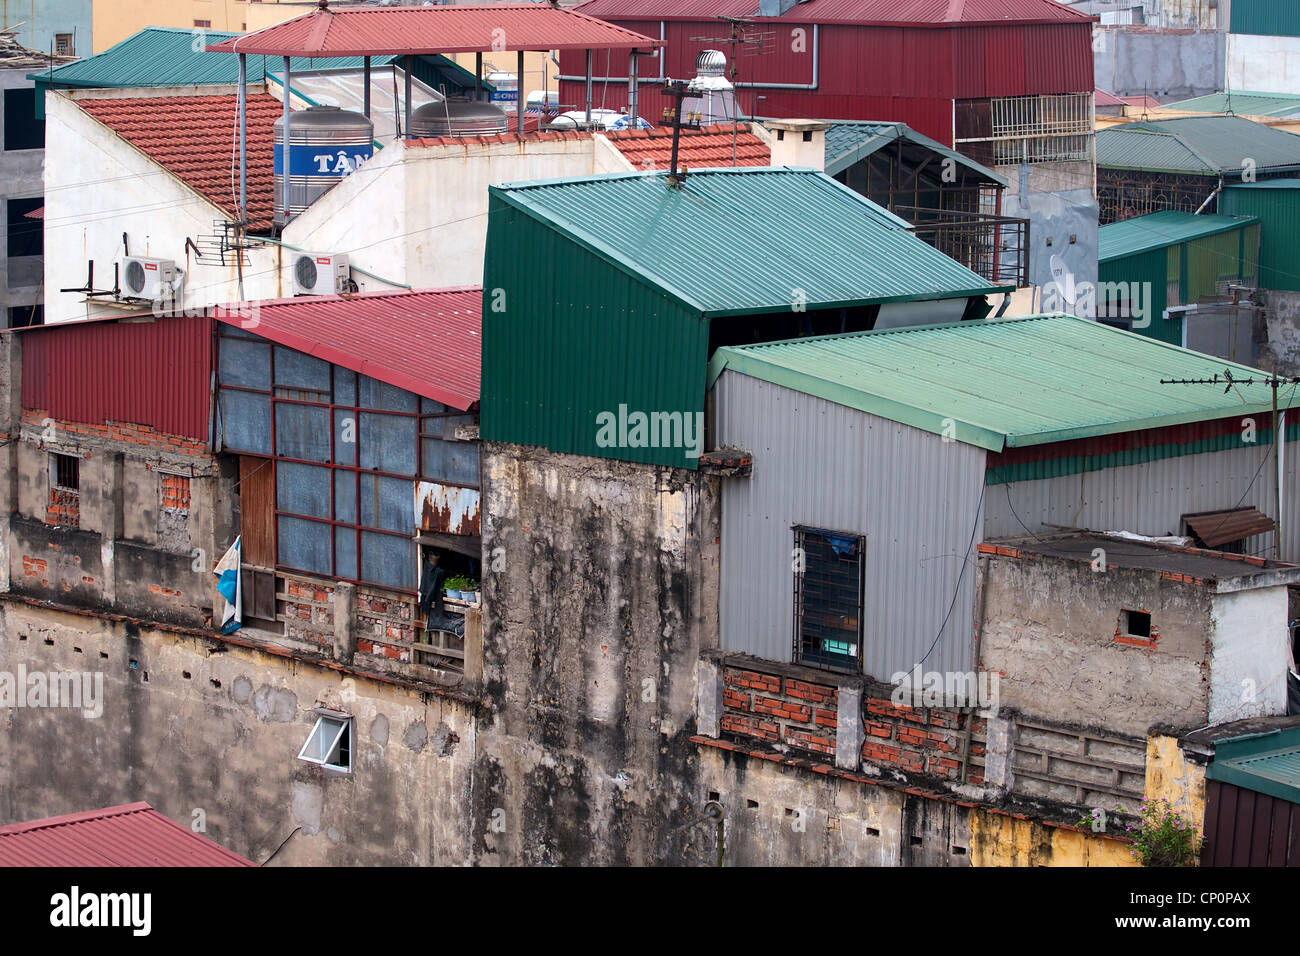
[
  {"xmin": 238, "ymin": 52, "xmax": 247, "ymax": 223},
  {"xmin": 404, "ymin": 56, "xmax": 413, "ymax": 140},
  {"xmin": 475, "ymin": 52, "xmax": 482, "ymax": 100},
  {"xmin": 281, "ymin": 56, "xmax": 291, "ymax": 231},
  {"xmin": 517, "ymin": 49, "xmax": 525, "ymax": 134},
  {"xmin": 585, "ymin": 49, "xmax": 593, "ymax": 125},
  {"xmin": 363, "ymin": 55, "xmax": 371, "ymax": 118},
  {"xmin": 629, "ymin": 51, "xmax": 638, "ymax": 128}
]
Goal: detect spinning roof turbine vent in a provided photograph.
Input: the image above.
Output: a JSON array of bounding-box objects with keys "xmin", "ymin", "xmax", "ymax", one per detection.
[
  {"xmin": 685, "ymin": 50, "xmax": 737, "ymax": 125},
  {"xmin": 273, "ymin": 105, "xmax": 375, "ymax": 228}
]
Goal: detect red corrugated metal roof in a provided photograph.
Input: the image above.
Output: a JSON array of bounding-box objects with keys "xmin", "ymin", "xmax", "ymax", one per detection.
[
  {"xmin": 206, "ymin": 4, "xmax": 661, "ymax": 56},
  {"xmin": 1095, "ymin": 88, "xmax": 1126, "ymax": 107},
  {"xmin": 1122, "ymin": 94, "xmax": 1162, "ymax": 109},
  {"xmin": 604, "ymin": 122, "xmax": 770, "ymax": 168},
  {"xmin": 0, "ymin": 802, "xmax": 254, "ymax": 866},
  {"xmin": 574, "ymin": 0, "xmax": 1093, "ymax": 25},
  {"xmin": 18, "ymin": 313, "xmax": 212, "ymax": 440},
  {"xmin": 79, "ymin": 93, "xmax": 280, "ymax": 232},
  {"xmin": 23, "ymin": 205, "xmax": 43, "ymax": 219},
  {"xmin": 214, "ymin": 287, "xmax": 482, "ymax": 410}
]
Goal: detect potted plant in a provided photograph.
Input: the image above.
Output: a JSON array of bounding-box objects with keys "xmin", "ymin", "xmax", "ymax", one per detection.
[
  {"xmin": 444, "ymin": 575, "xmax": 468, "ymax": 601},
  {"xmin": 463, "ymin": 578, "xmax": 480, "ymax": 605}
]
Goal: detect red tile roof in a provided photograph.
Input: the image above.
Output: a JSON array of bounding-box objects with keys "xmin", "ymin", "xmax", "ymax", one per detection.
[
  {"xmin": 574, "ymin": 0, "xmax": 1092, "ymax": 25},
  {"xmin": 79, "ymin": 93, "xmax": 281, "ymax": 232},
  {"xmin": 206, "ymin": 4, "xmax": 661, "ymax": 57},
  {"xmin": 213, "ymin": 287, "xmax": 482, "ymax": 410},
  {"xmin": 0, "ymin": 802, "xmax": 254, "ymax": 866},
  {"xmin": 23, "ymin": 205, "xmax": 43, "ymax": 219},
  {"xmin": 407, "ymin": 126, "xmax": 594, "ymax": 149},
  {"xmin": 604, "ymin": 122, "xmax": 770, "ymax": 169}
]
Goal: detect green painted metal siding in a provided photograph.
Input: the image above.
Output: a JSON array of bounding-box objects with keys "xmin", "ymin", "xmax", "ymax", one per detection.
[
  {"xmin": 1231, "ymin": 0, "xmax": 1300, "ymax": 38},
  {"xmin": 1222, "ymin": 182, "xmax": 1300, "ymax": 291},
  {"xmin": 480, "ymin": 193, "xmax": 710, "ymax": 470},
  {"xmin": 1099, "ymin": 247, "xmax": 1177, "ymax": 344}
]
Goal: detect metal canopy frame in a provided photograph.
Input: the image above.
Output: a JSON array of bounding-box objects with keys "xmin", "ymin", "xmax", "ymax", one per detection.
[{"xmin": 223, "ymin": 2, "xmax": 660, "ymax": 229}]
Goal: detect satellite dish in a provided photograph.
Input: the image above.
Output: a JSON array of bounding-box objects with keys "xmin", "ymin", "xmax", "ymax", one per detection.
[{"xmin": 1049, "ymin": 253, "xmax": 1077, "ymax": 308}]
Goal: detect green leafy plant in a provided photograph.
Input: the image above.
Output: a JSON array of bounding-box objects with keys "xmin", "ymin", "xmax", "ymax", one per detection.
[
  {"xmin": 444, "ymin": 575, "xmax": 471, "ymax": 592},
  {"xmin": 1124, "ymin": 797, "xmax": 1203, "ymax": 867}
]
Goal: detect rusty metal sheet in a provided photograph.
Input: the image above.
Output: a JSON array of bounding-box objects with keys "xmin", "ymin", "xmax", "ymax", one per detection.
[{"xmin": 417, "ymin": 480, "xmax": 480, "ymax": 535}]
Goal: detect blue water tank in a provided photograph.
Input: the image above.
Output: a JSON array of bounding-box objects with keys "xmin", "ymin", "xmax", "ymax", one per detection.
[{"xmin": 273, "ymin": 106, "xmax": 374, "ymax": 227}]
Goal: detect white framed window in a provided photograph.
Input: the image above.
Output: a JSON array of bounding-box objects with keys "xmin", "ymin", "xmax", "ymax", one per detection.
[{"xmin": 298, "ymin": 712, "xmax": 352, "ymax": 773}]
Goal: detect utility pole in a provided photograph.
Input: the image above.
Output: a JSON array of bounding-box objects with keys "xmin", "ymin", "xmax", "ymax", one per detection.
[
  {"xmin": 659, "ymin": 80, "xmax": 701, "ymax": 187},
  {"xmin": 1162, "ymin": 369, "xmax": 1300, "ymax": 559}
]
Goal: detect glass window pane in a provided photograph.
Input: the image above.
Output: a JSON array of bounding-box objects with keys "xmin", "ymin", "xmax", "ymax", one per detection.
[
  {"xmin": 278, "ymin": 515, "xmax": 331, "ymax": 575},
  {"xmin": 220, "ymin": 389, "xmax": 271, "ymax": 455},
  {"xmin": 359, "ymin": 375, "xmax": 418, "ymax": 413},
  {"xmin": 335, "ymin": 526, "xmax": 357, "ymax": 580},
  {"xmin": 334, "ymin": 366, "xmax": 356, "ymax": 406},
  {"xmin": 277, "ymin": 462, "xmax": 330, "ymax": 519},
  {"xmin": 275, "ymin": 403, "xmax": 330, "ymax": 462},
  {"xmin": 334, "ymin": 409, "xmax": 357, "ymax": 466},
  {"xmin": 360, "ymin": 531, "xmax": 415, "ymax": 590},
  {"xmin": 334, "ymin": 469, "xmax": 357, "ymax": 524},
  {"xmin": 359, "ymin": 412, "xmax": 417, "ymax": 475},
  {"xmin": 421, "ymin": 397, "xmax": 448, "ymax": 415},
  {"xmin": 420, "ymin": 436, "xmax": 479, "ymax": 486}
]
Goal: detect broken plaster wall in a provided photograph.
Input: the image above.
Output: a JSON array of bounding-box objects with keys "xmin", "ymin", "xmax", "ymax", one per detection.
[
  {"xmin": 473, "ymin": 441, "xmax": 721, "ymax": 866},
  {"xmin": 0, "ymin": 601, "xmax": 476, "ymax": 866},
  {"xmin": 1258, "ymin": 290, "xmax": 1300, "ymax": 378},
  {"xmin": 979, "ymin": 552, "xmax": 1213, "ymax": 738}
]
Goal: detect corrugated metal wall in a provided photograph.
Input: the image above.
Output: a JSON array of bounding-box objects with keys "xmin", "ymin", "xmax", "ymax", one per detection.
[
  {"xmin": 987, "ymin": 434, "xmax": 1300, "ymax": 563},
  {"xmin": 559, "ymin": 21, "xmax": 1091, "ymax": 146},
  {"xmin": 1099, "ymin": 246, "xmax": 1178, "ymax": 344},
  {"xmin": 1230, "ymin": 0, "xmax": 1300, "ymax": 38},
  {"xmin": 1202, "ymin": 779, "xmax": 1300, "ymax": 866},
  {"xmin": 714, "ymin": 372, "xmax": 986, "ymax": 681},
  {"xmin": 1221, "ymin": 186, "xmax": 1300, "ymax": 292},
  {"xmin": 480, "ymin": 193, "xmax": 710, "ymax": 469},
  {"xmin": 19, "ymin": 315, "xmax": 212, "ymax": 441}
]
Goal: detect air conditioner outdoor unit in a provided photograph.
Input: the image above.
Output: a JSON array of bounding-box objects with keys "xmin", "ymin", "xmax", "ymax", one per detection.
[
  {"xmin": 292, "ymin": 253, "xmax": 351, "ymax": 296},
  {"xmin": 121, "ymin": 256, "xmax": 177, "ymax": 300}
]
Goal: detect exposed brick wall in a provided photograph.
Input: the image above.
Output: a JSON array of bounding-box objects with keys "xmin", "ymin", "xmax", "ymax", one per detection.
[
  {"xmin": 281, "ymin": 577, "xmax": 335, "ymax": 647},
  {"xmin": 721, "ymin": 666, "xmax": 838, "ymax": 758},
  {"xmin": 46, "ymin": 488, "xmax": 79, "ymax": 527},
  {"xmin": 862, "ymin": 696, "xmax": 987, "ymax": 784},
  {"xmin": 22, "ymin": 409, "xmax": 208, "ymax": 458},
  {"xmin": 356, "ymin": 590, "xmax": 418, "ymax": 662}
]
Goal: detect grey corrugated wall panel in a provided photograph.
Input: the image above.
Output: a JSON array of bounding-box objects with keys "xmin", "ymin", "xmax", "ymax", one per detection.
[
  {"xmin": 988, "ymin": 438, "xmax": 1300, "ymax": 562},
  {"xmin": 714, "ymin": 372, "xmax": 987, "ymax": 682}
]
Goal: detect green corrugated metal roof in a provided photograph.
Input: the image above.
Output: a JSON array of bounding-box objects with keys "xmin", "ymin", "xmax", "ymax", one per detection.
[
  {"xmin": 1099, "ymin": 211, "xmax": 1258, "ymax": 263},
  {"xmin": 1098, "ymin": 116, "xmax": 1300, "ymax": 175},
  {"xmin": 489, "ymin": 168, "xmax": 1008, "ymax": 318},
  {"xmin": 1208, "ymin": 728, "xmax": 1300, "ymax": 804},
  {"xmin": 706, "ymin": 314, "xmax": 1300, "ymax": 451},
  {"xmin": 821, "ymin": 121, "xmax": 1008, "ymax": 186},
  {"xmin": 1164, "ymin": 91, "xmax": 1300, "ymax": 119},
  {"xmin": 1224, "ymin": 178, "xmax": 1300, "ymax": 190}
]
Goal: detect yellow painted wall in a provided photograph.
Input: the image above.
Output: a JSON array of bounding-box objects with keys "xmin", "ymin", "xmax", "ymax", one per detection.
[
  {"xmin": 970, "ymin": 810, "xmax": 1138, "ymax": 867},
  {"xmin": 1144, "ymin": 734, "xmax": 1207, "ymax": 822},
  {"xmin": 92, "ymin": 0, "xmax": 300, "ymax": 52}
]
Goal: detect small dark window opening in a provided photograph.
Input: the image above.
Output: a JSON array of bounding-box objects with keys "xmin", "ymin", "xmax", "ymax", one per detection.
[
  {"xmin": 54, "ymin": 34, "xmax": 72, "ymax": 56},
  {"xmin": 793, "ymin": 526, "xmax": 865, "ymax": 672},
  {"xmin": 802, "ymin": 130, "xmax": 813, "ymax": 142},
  {"xmin": 52, "ymin": 453, "xmax": 78, "ymax": 491},
  {"xmin": 776, "ymin": 129, "xmax": 785, "ymax": 141},
  {"xmin": 7, "ymin": 198, "xmax": 43, "ymax": 257},
  {"xmin": 3, "ymin": 88, "xmax": 44, "ymax": 151},
  {"xmin": 1121, "ymin": 609, "xmax": 1151, "ymax": 639}
]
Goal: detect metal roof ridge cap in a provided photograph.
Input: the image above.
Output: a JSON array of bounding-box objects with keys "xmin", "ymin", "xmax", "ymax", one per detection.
[{"xmin": 0, "ymin": 801, "xmax": 155, "ymax": 835}]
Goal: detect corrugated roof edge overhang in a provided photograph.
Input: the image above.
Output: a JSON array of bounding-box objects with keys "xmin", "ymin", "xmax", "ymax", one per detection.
[
  {"xmin": 490, "ymin": 168, "xmax": 1009, "ymax": 318},
  {"xmin": 1099, "ymin": 212, "xmax": 1261, "ymax": 264},
  {"xmin": 211, "ymin": 287, "xmax": 482, "ymax": 411},
  {"xmin": 1207, "ymin": 727, "xmax": 1300, "ymax": 804},
  {"xmin": 706, "ymin": 314, "xmax": 1300, "ymax": 451},
  {"xmin": 819, "ymin": 120, "xmax": 1010, "ymax": 186}
]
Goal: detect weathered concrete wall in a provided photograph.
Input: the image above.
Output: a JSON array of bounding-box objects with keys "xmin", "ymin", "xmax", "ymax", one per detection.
[
  {"xmin": 970, "ymin": 810, "xmax": 1136, "ymax": 867},
  {"xmin": 0, "ymin": 69, "xmax": 45, "ymax": 324},
  {"xmin": 1228, "ymin": 33, "xmax": 1300, "ymax": 96},
  {"xmin": 0, "ymin": 600, "xmax": 477, "ymax": 865},
  {"xmin": 473, "ymin": 441, "xmax": 721, "ymax": 865},
  {"xmin": 979, "ymin": 551, "xmax": 1213, "ymax": 737},
  {"xmin": 1258, "ymin": 290, "xmax": 1300, "ymax": 377},
  {"xmin": 1095, "ymin": 28, "xmax": 1226, "ymax": 99},
  {"xmin": 1144, "ymin": 733, "xmax": 1206, "ymax": 821},
  {"xmin": 1208, "ymin": 585, "xmax": 1290, "ymax": 724},
  {"xmin": 1000, "ymin": 179, "xmax": 1099, "ymax": 293}
]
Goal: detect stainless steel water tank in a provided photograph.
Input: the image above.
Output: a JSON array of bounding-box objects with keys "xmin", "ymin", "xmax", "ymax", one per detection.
[
  {"xmin": 409, "ymin": 97, "xmax": 509, "ymax": 138},
  {"xmin": 273, "ymin": 106, "xmax": 375, "ymax": 227}
]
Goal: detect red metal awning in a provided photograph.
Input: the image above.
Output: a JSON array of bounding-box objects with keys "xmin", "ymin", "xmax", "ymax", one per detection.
[
  {"xmin": 212, "ymin": 287, "xmax": 482, "ymax": 412},
  {"xmin": 0, "ymin": 802, "xmax": 254, "ymax": 866},
  {"xmin": 1182, "ymin": 507, "xmax": 1276, "ymax": 549},
  {"xmin": 206, "ymin": 3, "xmax": 662, "ymax": 56}
]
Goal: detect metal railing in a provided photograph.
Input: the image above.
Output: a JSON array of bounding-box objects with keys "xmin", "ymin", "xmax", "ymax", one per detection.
[{"xmin": 896, "ymin": 206, "xmax": 1031, "ymax": 288}]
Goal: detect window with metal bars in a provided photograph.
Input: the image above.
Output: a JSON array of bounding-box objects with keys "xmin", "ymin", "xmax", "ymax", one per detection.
[
  {"xmin": 51, "ymin": 453, "xmax": 78, "ymax": 491},
  {"xmin": 792, "ymin": 527, "xmax": 864, "ymax": 672}
]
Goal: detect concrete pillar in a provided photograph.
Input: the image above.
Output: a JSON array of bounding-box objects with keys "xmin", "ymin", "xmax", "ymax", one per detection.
[
  {"xmin": 95, "ymin": 451, "xmax": 124, "ymax": 608},
  {"xmin": 835, "ymin": 685, "xmax": 863, "ymax": 771},
  {"xmin": 764, "ymin": 118, "xmax": 831, "ymax": 171},
  {"xmin": 333, "ymin": 581, "xmax": 357, "ymax": 665},
  {"xmin": 982, "ymin": 715, "xmax": 1015, "ymax": 793},
  {"xmin": 463, "ymin": 604, "xmax": 483, "ymax": 693},
  {"xmin": 695, "ymin": 657, "xmax": 723, "ymax": 737}
]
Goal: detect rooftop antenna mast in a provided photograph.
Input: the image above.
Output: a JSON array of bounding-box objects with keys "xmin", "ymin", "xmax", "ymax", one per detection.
[
  {"xmin": 1161, "ymin": 368, "xmax": 1300, "ymax": 558},
  {"xmin": 690, "ymin": 16, "xmax": 775, "ymax": 123}
]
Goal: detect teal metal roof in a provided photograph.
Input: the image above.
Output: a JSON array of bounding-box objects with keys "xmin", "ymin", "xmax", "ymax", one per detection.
[
  {"xmin": 1224, "ymin": 178, "xmax": 1300, "ymax": 190},
  {"xmin": 1164, "ymin": 91, "xmax": 1300, "ymax": 119},
  {"xmin": 1208, "ymin": 728, "xmax": 1300, "ymax": 804},
  {"xmin": 821, "ymin": 121, "xmax": 1009, "ymax": 186},
  {"xmin": 706, "ymin": 314, "xmax": 1300, "ymax": 451},
  {"xmin": 1098, "ymin": 116, "xmax": 1300, "ymax": 175},
  {"xmin": 1099, "ymin": 211, "xmax": 1259, "ymax": 263},
  {"xmin": 489, "ymin": 168, "xmax": 1007, "ymax": 317}
]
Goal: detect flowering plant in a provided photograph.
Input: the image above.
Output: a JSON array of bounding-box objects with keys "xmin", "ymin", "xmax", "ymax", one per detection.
[{"xmin": 1124, "ymin": 797, "xmax": 1203, "ymax": 867}]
